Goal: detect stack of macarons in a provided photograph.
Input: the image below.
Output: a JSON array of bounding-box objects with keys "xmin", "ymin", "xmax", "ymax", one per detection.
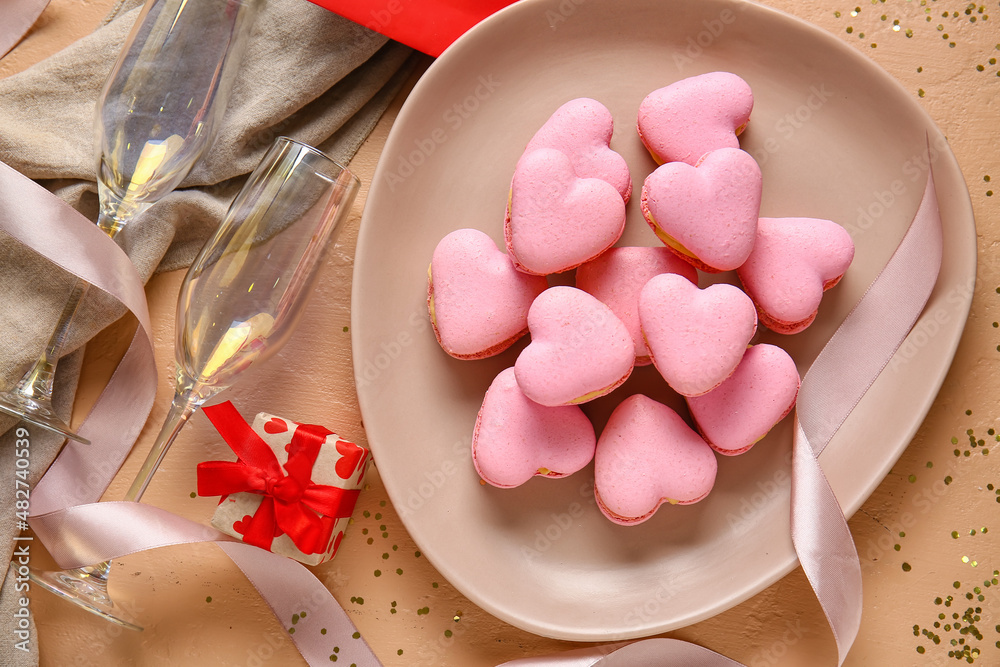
[
  {"xmin": 425, "ymin": 75, "xmax": 855, "ymax": 526},
  {"xmin": 637, "ymin": 72, "xmax": 855, "ymax": 333}
]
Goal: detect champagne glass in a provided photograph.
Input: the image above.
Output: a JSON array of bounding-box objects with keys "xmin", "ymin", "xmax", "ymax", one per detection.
[
  {"xmin": 31, "ymin": 137, "xmax": 361, "ymax": 630},
  {"xmin": 0, "ymin": 0, "xmax": 259, "ymax": 444}
]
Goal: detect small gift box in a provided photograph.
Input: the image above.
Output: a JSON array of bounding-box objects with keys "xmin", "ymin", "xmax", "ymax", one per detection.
[{"xmin": 197, "ymin": 401, "xmax": 369, "ymax": 565}]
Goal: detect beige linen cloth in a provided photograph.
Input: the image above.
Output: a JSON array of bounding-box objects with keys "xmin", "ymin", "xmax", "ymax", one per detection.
[{"xmin": 0, "ymin": 0, "xmax": 415, "ymax": 662}]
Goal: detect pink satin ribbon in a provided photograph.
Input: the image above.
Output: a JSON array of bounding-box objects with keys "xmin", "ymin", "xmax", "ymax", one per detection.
[
  {"xmin": 2, "ymin": 159, "xmax": 380, "ymax": 666},
  {"xmin": 499, "ymin": 639, "xmax": 744, "ymax": 666},
  {"xmin": 4, "ymin": 144, "xmax": 943, "ymax": 666},
  {"xmin": 0, "ymin": 0, "xmax": 50, "ymax": 58},
  {"xmin": 0, "ymin": 158, "xmax": 158, "ymax": 517},
  {"xmin": 790, "ymin": 172, "xmax": 942, "ymax": 664}
]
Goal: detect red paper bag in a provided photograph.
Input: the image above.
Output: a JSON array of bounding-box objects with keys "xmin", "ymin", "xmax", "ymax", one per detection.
[{"xmin": 310, "ymin": 0, "xmax": 516, "ymax": 56}]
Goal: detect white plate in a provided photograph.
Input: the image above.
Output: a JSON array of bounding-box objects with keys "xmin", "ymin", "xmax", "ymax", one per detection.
[{"xmin": 351, "ymin": 0, "xmax": 976, "ymax": 641}]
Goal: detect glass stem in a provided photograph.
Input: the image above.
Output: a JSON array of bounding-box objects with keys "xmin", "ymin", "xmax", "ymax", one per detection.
[
  {"xmin": 97, "ymin": 189, "xmax": 142, "ymax": 238},
  {"xmin": 76, "ymin": 560, "xmax": 113, "ymax": 585},
  {"xmin": 10, "ymin": 206, "xmax": 128, "ymax": 406},
  {"xmin": 14, "ymin": 280, "xmax": 89, "ymax": 402},
  {"xmin": 123, "ymin": 387, "xmax": 204, "ymax": 503}
]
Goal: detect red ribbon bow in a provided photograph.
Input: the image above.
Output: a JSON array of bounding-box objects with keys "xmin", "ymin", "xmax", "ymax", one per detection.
[{"xmin": 196, "ymin": 401, "xmax": 361, "ymax": 555}]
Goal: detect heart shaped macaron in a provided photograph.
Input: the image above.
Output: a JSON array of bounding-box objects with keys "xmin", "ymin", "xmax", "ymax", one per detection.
[
  {"xmin": 637, "ymin": 71, "xmax": 753, "ymax": 165},
  {"xmin": 506, "ymin": 148, "xmax": 626, "ymax": 275},
  {"xmin": 687, "ymin": 344, "xmax": 800, "ymax": 455},
  {"xmin": 522, "ymin": 98, "xmax": 632, "ymax": 201},
  {"xmin": 514, "ymin": 286, "xmax": 634, "ymax": 406},
  {"xmin": 737, "ymin": 217, "xmax": 855, "ymax": 334},
  {"xmin": 429, "ymin": 228, "xmax": 548, "ymax": 359},
  {"xmin": 594, "ymin": 394, "xmax": 718, "ymax": 525},
  {"xmin": 639, "ymin": 273, "xmax": 757, "ymax": 397},
  {"xmin": 575, "ymin": 246, "xmax": 697, "ymax": 366},
  {"xmin": 641, "ymin": 147, "xmax": 762, "ymax": 272},
  {"xmin": 473, "ymin": 368, "xmax": 597, "ymax": 488}
]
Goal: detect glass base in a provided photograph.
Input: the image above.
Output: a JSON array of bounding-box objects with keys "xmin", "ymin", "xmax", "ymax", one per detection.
[
  {"xmin": 29, "ymin": 568, "xmax": 142, "ymax": 631},
  {"xmin": 0, "ymin": 391, "xmax": 90, "ymax": 445}
]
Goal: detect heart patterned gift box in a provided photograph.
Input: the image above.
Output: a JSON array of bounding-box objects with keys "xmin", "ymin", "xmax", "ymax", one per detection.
[{"xmin": 197, "ymin": 401, "xmax": 369, "ymax": 565}]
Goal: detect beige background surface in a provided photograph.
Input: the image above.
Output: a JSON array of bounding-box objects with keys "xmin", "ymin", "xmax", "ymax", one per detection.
[{"xmin": 3, "ymin": 0, "xmax": 999, "ymax": 665}]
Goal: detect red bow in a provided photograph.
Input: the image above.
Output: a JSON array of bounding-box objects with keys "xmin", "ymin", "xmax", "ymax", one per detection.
[{"xmin": 196, "ymin": 401, "xmax": 360, "ymax": 555}]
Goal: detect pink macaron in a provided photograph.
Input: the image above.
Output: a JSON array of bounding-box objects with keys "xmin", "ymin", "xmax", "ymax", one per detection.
[
  {"xmin": 428, "ymin": 229, "xmax": 548, "ymax": 359},
  {"xmin": 575, "ymin": 246, "xmax": 697, "ymax": 366},
  {"xmin": 594, "ymin": 394, "xmax": 718, "ymax": 526},
  {"xmin": 639, "ymin": 273, "xmax": 757, "ymax": 397},
  {"xmin": 687, "ymin": 344, "xmax": 800, "ymax": 456},
  {"xmin": 514, "ymin": 286, "xmax": 634, "ymax": 406},
  {"xmin": 522, "ymin": 97, "xmax": 632, "ymax": 202},
  {"xmin": 473, "ymin": 368, "xmax": 597, "ymax": 488},
  {"xmin": 737, "ymin": 217, "xmax": 855, "ymax": 334},
  {"xmin": 506, "ymin": 148, "xmax": 626, "ymax": 275},
  {"xmin": 640, "ymin": 147, "xmax": 762, "ymax": 273},
  {"xmin": 637, "ymin": 71, "xmax": 753, "ymax": 166}
]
